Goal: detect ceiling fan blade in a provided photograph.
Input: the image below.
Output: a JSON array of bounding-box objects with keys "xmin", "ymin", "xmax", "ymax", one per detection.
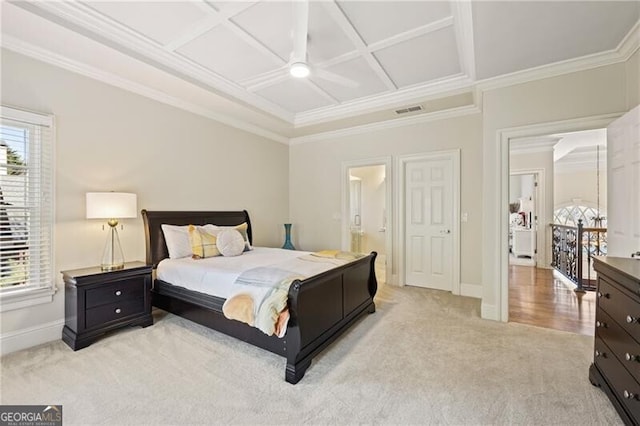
[
  {"xmin": 313, "ymin": 68, "xmax": 359, "ymax": 88},
  {"xmin": 291, "ymin": 0, "xmax": 309, "ymax": 63}
]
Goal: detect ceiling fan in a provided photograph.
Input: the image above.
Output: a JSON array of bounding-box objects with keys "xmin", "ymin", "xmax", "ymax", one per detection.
[{"xmin": 288, "ymin": 0, "xmax": 358, "ymax": 88}]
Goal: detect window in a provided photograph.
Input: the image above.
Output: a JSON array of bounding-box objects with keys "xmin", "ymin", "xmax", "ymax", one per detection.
[
  {"xmin": 553, "ymin": 205, "xmax": 607, "ymax": 228},
  {"xmin": 0, "ymin": 106, "xmax": 54, "ymax": 312}
]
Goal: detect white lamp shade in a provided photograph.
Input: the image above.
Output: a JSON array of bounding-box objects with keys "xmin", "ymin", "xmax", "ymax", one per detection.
[{"xmin": 86, "ymin": 192, "xmax": 137, "ymax": 219}]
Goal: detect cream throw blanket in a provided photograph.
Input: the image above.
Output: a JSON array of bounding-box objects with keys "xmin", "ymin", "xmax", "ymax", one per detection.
[{"xmin": 222, "ymin": 251, "xmax": 365, "ymax": 337}]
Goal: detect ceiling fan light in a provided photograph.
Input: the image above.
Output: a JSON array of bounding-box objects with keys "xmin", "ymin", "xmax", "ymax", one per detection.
[{"xmin": 290, "ymin": 62, "xmax": 310, "ymax": 78}]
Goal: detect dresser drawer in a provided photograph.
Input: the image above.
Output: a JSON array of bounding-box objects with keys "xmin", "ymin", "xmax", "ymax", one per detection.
[
  {"xmin": 594, "ymin": 336, "xmax": 640, "ymax": 421},
  {"xmin": 85, "ymin": 277, "xmax": 146, "ymax": 309},
  {"xmin": 598, "ymin": 277, "xmax": 640, "ymax": 341},
  {"xmin": 85, "ymin": 298, "xmax": 145, "ymax": 329},
  {"xmin": 596, "ymin": 309, "xmax": 640, "ymax": 383}
]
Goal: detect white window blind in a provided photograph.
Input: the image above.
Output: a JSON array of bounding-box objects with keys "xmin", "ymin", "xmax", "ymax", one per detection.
[{"xmin": 0, "ymin": 106, "xmax": 53, "ymax": 298}]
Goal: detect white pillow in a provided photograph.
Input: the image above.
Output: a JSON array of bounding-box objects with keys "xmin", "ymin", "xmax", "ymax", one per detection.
[
  {"xmin": 161, "ymin": 224, "xmax": 191, "ymax": 259},
  {"xmin": 216, "ymin": 229, "xmax": 245, "ymax": 257}
]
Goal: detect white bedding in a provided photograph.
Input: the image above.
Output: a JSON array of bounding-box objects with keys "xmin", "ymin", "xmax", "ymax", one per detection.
[{"xmin": 157, "ymin": 246, "xmax": 340, "ymax": 299}]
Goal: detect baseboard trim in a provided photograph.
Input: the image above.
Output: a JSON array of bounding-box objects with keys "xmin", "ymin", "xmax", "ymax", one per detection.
[
  {"xmin": 460, "ymin": 282, "xmax": 482, "ymax": 299},
  {"xmin": 0, "ymin": 319, "xmax": 64, "ymax": 356},
  {"xmin": 481, "ymin": 303, "xmax": 500, "ymax": 321}
]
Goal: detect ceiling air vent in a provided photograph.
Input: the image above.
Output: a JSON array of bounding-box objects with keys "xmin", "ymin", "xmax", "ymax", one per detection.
[{"xmin": 394, "ymin": 105, "xmax": 423, "ymax": 115}]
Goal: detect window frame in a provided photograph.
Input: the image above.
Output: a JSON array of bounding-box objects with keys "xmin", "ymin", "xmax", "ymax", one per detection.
[{"xmin": 0, "ymin": 106, "xmax": 56, "ymax": 313}]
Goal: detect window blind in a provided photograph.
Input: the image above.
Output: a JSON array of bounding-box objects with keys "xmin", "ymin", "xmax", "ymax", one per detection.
[{"xmin": 0, "ymin": 106, "xmax": 53, "ymax": 293}]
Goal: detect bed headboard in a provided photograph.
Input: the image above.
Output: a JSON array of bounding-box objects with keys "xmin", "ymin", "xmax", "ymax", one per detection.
[{"xmin": 141, "ymin": 210, "xmax": 252, "ymax": 268}]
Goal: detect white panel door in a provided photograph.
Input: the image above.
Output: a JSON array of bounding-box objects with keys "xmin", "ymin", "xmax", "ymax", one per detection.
[
  {"xmin": 607, "ymin": 105, "xmax": 640, "ymax": 258},
  {"xmin": 405, "ymin": 158, "xmax": 453, "ymax": 290}
]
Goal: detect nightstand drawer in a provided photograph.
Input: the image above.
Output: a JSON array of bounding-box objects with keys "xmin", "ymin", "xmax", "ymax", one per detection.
[
  {"xmin": 85, "ymin": 277, "xmax": 146, "ymax": 309},
  {"xmin": 85, "ymin": 298, "xmax": 145, "ymax": 329}
]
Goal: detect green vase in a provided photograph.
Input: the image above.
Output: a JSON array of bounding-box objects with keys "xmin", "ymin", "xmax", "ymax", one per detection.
[{"xmin": 282, "ymin": 223, "xmax": 295, "ymax": 250}]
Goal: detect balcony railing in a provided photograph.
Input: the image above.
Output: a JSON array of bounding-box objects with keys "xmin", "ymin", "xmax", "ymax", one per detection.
[{"xmin": 550, "ymin": 219, "xmax": 607, "ymax": 291}]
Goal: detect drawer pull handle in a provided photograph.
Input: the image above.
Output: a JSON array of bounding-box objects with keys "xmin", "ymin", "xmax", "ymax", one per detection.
[
  {"xmin": 115, "ymin": 308, "xmax": 122, "ymax": 314},
  {"xmin": 596, "ymin": 321, "xmax": 607, "ymax": 328},
  {"xmin": 595, "ymin": 350, "xmax": 605, "ymax": 358},
  {"xmin": 623, "ymin": 390, "xmax": 637, "ymax": 400},
  {"xmin": 627, "ymin": 315, "xmax": 638, "ymax": 324},
  {"xmin": 626, "ymin": 353, "xmax": 638, "ymax": 362},
  {"xmin": 115, "ymin": 290, "xmax": 122, "ymax": 296},
  {"xmin": 597, "ymin": 292, "xmax": 610, "ymax": 299}
]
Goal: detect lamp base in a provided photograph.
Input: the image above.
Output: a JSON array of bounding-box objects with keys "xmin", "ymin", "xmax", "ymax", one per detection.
[
  {"xmin": 101, "ymin": 224, "xmax": 125, "ymax": 272},
  {"xmin": 101, "ymin": 263, "xmax": 125, "ymax": 272}
]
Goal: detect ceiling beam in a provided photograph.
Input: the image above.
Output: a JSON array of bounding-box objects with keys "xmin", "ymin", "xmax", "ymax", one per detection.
[
  {"xmin": 553, "ymin": 129, "xmax": 607, "ymax": 162},
  {"xmin": 321, "ymin": 1, "xmax": 397, "ymax": 91},
  {"xmin": 451, "ymin": 0, "xmax": 477, "ymax": 80}
]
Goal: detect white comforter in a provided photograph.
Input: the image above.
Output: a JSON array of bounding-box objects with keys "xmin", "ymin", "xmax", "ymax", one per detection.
[{"xmin": 157, "ymin": 246, "xmax": 322, "ymax": 299}]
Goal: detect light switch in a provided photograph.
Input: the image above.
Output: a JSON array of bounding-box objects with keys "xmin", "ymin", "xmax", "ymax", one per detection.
[{"xmin": 461, "ymin": 212, "xmax": 468, "ymax": 222}]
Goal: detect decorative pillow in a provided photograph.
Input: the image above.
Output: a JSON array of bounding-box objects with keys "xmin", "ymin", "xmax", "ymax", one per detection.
[
  {"xmin": 188, "ymin": 225, "xmax": 221, "ymax": 259},
  {"xmin": 216, "ymin": 229, "xmax": 246, "ymax": 257},
  {"xmin": 208, "ymin": 222, "xmax": 252, "ymax": 252},
  {"xmin": 161, "ymin": 224, "xmax": 192, "ymax": 259}
]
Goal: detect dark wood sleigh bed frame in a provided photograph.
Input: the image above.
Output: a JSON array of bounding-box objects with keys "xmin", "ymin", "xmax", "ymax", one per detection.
[{"xmin": 141, "ymin": 210, "xmax": 378, "ymax": 384}]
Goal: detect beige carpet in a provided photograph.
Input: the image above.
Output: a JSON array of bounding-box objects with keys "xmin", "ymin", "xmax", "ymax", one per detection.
[{"xmin": 0, "ymin": 284, "xmax": 621, "ymax": 425}]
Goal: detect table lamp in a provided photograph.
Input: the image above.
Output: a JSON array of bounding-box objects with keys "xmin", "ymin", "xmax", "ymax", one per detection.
[{"xmin": 86, "ymin": 192, "xmax": 137, "ymax": 271}]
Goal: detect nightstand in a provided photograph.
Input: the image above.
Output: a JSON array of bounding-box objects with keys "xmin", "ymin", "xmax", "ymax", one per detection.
[{"xmin": 62, "ymin": 261, "xmax": 153, "ymax": 350}]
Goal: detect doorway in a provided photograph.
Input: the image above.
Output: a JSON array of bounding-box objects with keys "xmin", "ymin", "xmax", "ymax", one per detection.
[
  {"xmin": 342, "ymin": 158, "xmax": 392, "ymax": 285},
  {"xmin": 508, "ymin": 171, "xmax": 540, "ymax": 267},
  {"xmin": 504, "ymin": 123, "xmax": 614, "ymax": 333}
]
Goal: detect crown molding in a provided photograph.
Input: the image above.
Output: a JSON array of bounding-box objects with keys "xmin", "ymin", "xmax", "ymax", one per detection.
[
  {"xmin": 476, "ymin": 20, "xmax": 639, "ymax": 94},
  {"xmin": 617, "ymin": 18, "xmax": 640, "ymax": 61},
  {"xmin": 1, "ymin": 37, "xmax": 289, "ymax": 145},
  {"xmin": 510, "ymin": 136, "xmax": 560, "ymax": 155},
  {"xmin": 293, "ymin": 74, "xmax": 475, "ymax": 127},
  {"xmin": 290, "ymin": 104, "xmax": 480, "ymax": 145}
]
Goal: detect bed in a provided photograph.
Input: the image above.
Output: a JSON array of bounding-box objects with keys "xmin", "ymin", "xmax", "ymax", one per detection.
[{"xmin": 141, "ymin": 210, "xmax": 378, "ymax": 384}]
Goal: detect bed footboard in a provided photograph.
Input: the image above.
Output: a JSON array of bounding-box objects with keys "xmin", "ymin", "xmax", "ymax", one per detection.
[{"xmin": 284, "ymin": 251, "xmax": 377, "ymax": 384}]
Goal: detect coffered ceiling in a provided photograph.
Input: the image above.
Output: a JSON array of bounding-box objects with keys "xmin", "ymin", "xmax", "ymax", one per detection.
[{"xmin": 1, "ymin": 1, "xmax": 639, "ymax": 142}]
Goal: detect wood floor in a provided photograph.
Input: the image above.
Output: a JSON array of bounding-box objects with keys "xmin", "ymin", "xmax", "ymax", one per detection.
[{"xmin": 509, "ymin": 265, "xmax": 596, "ymax": 336}]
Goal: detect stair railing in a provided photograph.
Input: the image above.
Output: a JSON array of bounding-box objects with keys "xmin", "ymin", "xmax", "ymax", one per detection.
[{"xmin": 551, "ymin": 219, "xmax": 607, "ymax": 292}]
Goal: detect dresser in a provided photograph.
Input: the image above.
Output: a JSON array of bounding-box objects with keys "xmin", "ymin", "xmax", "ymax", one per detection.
[
  {"xmin": 590, "ymin": 256, "xmax": 640, "ymax": 425},
  {"xmin": 62, "ymin": 261, "xmax": 153, "ymax": 350}
]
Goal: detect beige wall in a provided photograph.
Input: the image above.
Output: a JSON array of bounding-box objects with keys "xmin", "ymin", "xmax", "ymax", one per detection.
[
  {"xmin": 555, "ymin": 169, "xmax": 607, "ymax": 212},
  {"xmin": 0, "ymin": 50, "xmax": 289, "ymax": 338},
  {"xmin": 627, "ymin": 49, "xmax": 640, "ymax": 109},
  {"xmin": 482, "ymin": 62, "xmax": 630, "ymax": 319},
  {"xmin": 290, "ymin": 113, "xmax": 484, "ymax": 288}
]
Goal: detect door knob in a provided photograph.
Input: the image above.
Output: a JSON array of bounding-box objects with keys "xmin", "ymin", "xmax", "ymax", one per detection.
[
  {"xmin": 632, "ymin": 251, "xmax": 640, "ymax": 258},
  {"xmin": 440, "ymin": 229, "xmax": 451, "ymax": 234}
]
